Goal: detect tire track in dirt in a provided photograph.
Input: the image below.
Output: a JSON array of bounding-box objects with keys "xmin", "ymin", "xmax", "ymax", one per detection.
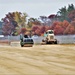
[
  {"xmin": 0, "ymin": 51, "xmax": 51, "ymax": 75},
  {"xmin": 0, "ymin": 57, "xmax": 49, "ymax": 75},
  {"xmin": 0, "ymin": 45, "xmax": 75, "ymax": 75}
]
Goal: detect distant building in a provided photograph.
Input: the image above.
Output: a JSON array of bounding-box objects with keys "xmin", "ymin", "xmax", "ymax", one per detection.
[{"xmin": 0, "ymin": 21, "xmax": 3, "ymax": 35}]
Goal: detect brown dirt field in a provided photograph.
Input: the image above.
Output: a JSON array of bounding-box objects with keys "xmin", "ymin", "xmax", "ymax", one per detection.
[{"xmin": 0, "ymin": 44, "xmax": 75, "ymax": 75}]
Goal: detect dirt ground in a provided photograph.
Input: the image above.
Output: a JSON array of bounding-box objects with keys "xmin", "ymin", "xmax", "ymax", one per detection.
[{"xmin": 0, "ymin": 44, "xmax": 75, "ymax": 75}]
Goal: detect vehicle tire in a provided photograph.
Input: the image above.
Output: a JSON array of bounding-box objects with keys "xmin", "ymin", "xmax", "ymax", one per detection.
[
  {"xmin": 42, "ymin": 39, "xmax": 45, "ymax": 42},
  {"xmin": 21, "ymin": 44, "xmax": 23, "ymax": 47},
  {"xmin": 54, "ymin": 41, "xmax": 57, "ymax": 44},
  {"xmin": 54, "ymin": 39, "xmax": 57, "ymax": 44}
]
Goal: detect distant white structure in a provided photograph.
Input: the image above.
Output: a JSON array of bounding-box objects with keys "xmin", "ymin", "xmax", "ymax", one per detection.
[
  {"xmin": 32, "ymin": 35, "xmax": 39, "ymax": 39},
  {"xmin": 0, "ymin": 35, "xmax": 4, "ymax": 37}
]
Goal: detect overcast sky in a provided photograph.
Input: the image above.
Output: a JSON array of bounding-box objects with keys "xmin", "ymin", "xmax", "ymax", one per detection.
[{"xmin": 0, "ymin": 0, "xmax": 75, "ymax": 20}]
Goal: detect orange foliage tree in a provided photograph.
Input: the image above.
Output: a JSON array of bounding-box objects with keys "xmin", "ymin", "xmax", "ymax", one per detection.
[
  {"xmin": 21, "ymin": 28, "xmax": 27, "ymax": 34},
  {"xmin": 31, "ymin": 25, "xmax": 41, "ymax": 36},
  {"xmin": 63, "ymin": 21, "xmax": 75, "ymax": 35},
  {"xmin": 50, "ymin": 21, "xmax": 70, "ymax": 35},
  {"xmin": 31, "ymin": 20, "xmax": 75, "ymax": 35},
  {"xmin": 31, "ymin": 25, "xmax": 51, "ymax": 36}
]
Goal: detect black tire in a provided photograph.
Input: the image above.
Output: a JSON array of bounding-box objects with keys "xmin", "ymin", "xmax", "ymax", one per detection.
[
  {"xmin": 42, "ymin": 39, "xmax": 45, "ymax": 42},
  {"xmin": 21, "ymin": 44, "xmax": 23, "ymax": 47},
  {"xmin": 54, "ymin": 40, "xmax": 57, "ymax": 44},
  {"xmin": 53, "ymin": 39, "xmax": 57, "ymax": 44}
]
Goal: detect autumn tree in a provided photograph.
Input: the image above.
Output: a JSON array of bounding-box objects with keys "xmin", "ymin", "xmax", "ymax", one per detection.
[
  {"xmin": 50, "ymin": 21, "xmax": 59, "ymax": 30},
  {"xmin": 64, "ymin": 24, "xmax": 74, "ymax": 35},
  {"xmin": 27, "ymin": 18, "xmax": 41, "ymax": 28},
  {"xmin": 62, "ymin": 20, "xmax": 75, "ymax": 35},
  {"xmin": 14, "ymin": 12, "xmax": 28, "ymax": 28},
  {"xmin": 21, "ymin": 28, "xmax": 27, "ymax": 34},
  {"xmin": 54, "ymin": 25, "xmax": 64, "ymax": 35},
  {"xmin": 40, "ymin": 26, "xmax": 45, "ymax": 34},
  {"xmin": 2, "ymin": 20, "xmax": 14, "ymax": 35},
  {"xmin": 52, "ymin": 22, "xmax": 64, "ymax": 35},
  {"xmin": 50, "ymin": 21, "xmax": 69, "ymax": 35},
  {"xmin": 70, "ymin": 21, "xmax": 75, "ymax": 34},
  {"xmin": 31, "ymin": 25, "xmax": 51, "ymax": 36},
  {"xmin": 2, "ymin": 13, "xmax": 17, "ymax": 35},
  {"xmin": 2, "ymin": 11, "xmax": 28, "ymax": 35},
  {"xmin": 32, "ymin": 25, "xmax": 39, "ymax": 32},
  {"xmin": 45, "ymin": 25, "xmax": 51, "ymax": 31}
]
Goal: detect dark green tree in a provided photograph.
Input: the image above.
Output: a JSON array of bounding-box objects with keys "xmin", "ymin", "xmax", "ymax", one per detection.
[
  {"xmin": 57, "ymin": 6, "xmax": 67, "ymax": 21},
  {"xmin": 67, "ymin": 4, "xmax": 75, "ymax": 12},
  {"xmin": 57, "ymin": 4, "xmax": 75, "ymax": 21}
]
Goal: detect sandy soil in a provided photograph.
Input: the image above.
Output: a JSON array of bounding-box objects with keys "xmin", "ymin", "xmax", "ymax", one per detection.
[{"xmin": 0, "ymin": 44, "xmax": 75, "ymax": 75}]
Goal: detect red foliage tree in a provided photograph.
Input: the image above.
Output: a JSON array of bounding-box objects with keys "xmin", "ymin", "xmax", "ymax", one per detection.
[
  {"xmin": 31, "ymin": 25, "xmax": 41, "ymax": 35},
  {"xmin": 2, "ymin": 12, "xmax": 19, "ymax": 35},
  {"xmin": 45, "ymin": 25, "xmax": 51, "ymax": 31},
  {"xmin": 50, "ymin": 21, "xmax": 59, "ymax": 29},
  {"xmin": 64, "ymin": 21, "xmax": 75, "ymax": 35},
  {"xmin": 31, "ymin": 20, "xmax": 74, "ymax": 35},
  {"xmin": 54, "ymin": 25, "xmax": 64, "ymax": 35},
  {"xmin": 35, "ymin": 29, "xmax": 41, "ymax": 36},
  {"xmin": 50, "ymin": 21, "xmax": 70, "ymax": 35},
  {"xmin": 2, "ymin": 21, "xmax": 14, "ymax": 35},
  {"xmin": 70, "ymin": 21, "xmax": 75, "ymax": 34},
  {"xmin": 21, "ymin": 28, "xmax": 27, "ymax": 34},
  {"xmin": 40, "ymin": 26, "xmax": 45, "ymax": 34},
  {"xmin": 62, "ymin": 20, "xmax": 69, "ymax": 29},
  {"xmin": 31, "ymin": 25, "xmax": 39, "ymax": 32}
]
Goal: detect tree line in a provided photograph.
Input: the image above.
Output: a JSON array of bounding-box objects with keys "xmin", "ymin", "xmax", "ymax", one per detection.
[{"xmin": 1, "ymin": 4, "xmax": 75, "ymax": 36}]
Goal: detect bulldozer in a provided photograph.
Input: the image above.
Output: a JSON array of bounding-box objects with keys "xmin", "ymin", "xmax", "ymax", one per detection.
[{"xmin": 41, "ymin": 30, "xmax": 58, "ymax": 44}]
